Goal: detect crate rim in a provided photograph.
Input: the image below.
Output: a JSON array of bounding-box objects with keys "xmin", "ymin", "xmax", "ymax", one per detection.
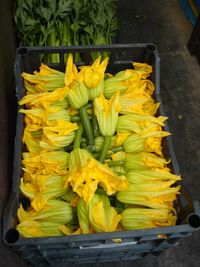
[
  {"xmin": 16, "ymin": 43, "xmax": 160, "ymax": 54},
  {"xmin": 3, "ymin": 216, "xmax": 199, "ymax": 247}
]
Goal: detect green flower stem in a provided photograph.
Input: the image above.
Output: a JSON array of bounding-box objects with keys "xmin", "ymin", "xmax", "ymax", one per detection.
[
  {"xmin": 80, "ymin": 106, "xmax": 94, "ymax": 146},
  {"xmin": 73, "ymin": 122, "xmax": 83, "ymax": 149},
  {"xmin": 71, "ymin": 115, "xmax": 80, "ymax": 122},
  {"xmin": 71, "ymin": 115, "xmax": 92, "ymax": 122},
  {"xmin": 107, "ymin": 160, "xmax": 124, "ymax": 167},
  {"xmin": 92, "ymin": 115, "xmax": 100, "ymax": 137},
  {"xmin": 85, "ymin": 102, "xmax": 93, "ymax": 109},
  {"xmin": 92, "ymin": 152, "xmax": 112, "ymax": 160},
  {"xmin": 99, "ymin": 135, "xmax": 112, "ymax": 163}
]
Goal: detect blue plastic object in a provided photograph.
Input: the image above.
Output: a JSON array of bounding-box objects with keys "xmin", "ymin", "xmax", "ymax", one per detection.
[{"xmin": 180, "ymin": 0, "xmax": 200, "ymax": 25}]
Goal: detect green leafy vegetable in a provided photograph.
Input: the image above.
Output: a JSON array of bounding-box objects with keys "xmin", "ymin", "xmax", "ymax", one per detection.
[{"xmin": 14, "ymin": 0, "xmax": 118, "ymax": 60}]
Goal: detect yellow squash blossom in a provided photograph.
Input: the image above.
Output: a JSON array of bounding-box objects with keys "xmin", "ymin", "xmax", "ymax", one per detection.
[
  {"xmin": 123, "ymin": 79, "xmax": 155, "ymax": 98},
  {"xmin": 17, "ymin": 199, "xmax": 73, "ymax": 224},
  {"xmin": 123, "ymin": 131, "xmax": 170, "ymax": 156},
  {"xmin": 132, "ymin": 62, "xmax": 153, "ymax": 78},
  {"xmin": 127, "ymin": 168, "xmax": 181, "ymax": 184},
  {"xmin": 34, "ymin": 63, "xmax": 64, "ymax": 76},
  {"xmin": 19, "ymin": 107, "xmax": 44, "ymax": 126},
  {"xmin": 94, "ymin": 92, "xmax": 121, "ymax": 136},
  {"xmin": 64, "ymin": 54, "xmax": 89, "ymax": 109},
  {"xmin": 68, "ymin": 149, "xmax": 128, "ymax": 204},
  {"xmin": 88, "ymin": 194, "xmax": 121, "ymax": 232},
  {"xmin": 121, "ymin": 207, "xmax": 177, "ymax": 230},
  {"xmin": 23, "ymin": 121, "xmax": 78, "ymax": 152},
  {"xmin": 117, "ymin": 115, "xmax": 141, "ymax": 133},
  {"xmin": 119, "ymin": 95, "xmax": 160, "ymax": 116},
  {"xmin": 41, "ymin": 120, "xmax": 78, "ymax": 149},
  {"xmin": 43, "ymin": 107, "xmax": 70, "ymax": 124},
  {"xmin": 17, "ymin": 221, "xmax": 63, "ymax": 238},
  {"xmin": 22, "ymin": 126, "xmax": 42, "ymax": 153},
  {"xmin": 66, "ymin": 80, "xmax": 89, "ymax": 109},
  {"xmin": 22, "ymin": 150, "xmax": 69, "ymax": 175},
  {"xmin": 118, "ymin": 113, "xmax": 167, "ymax": 127},
  {"xmin": 77, "ymin": 195, "xmax": 121, "ymax": 233},
  {"xmin": 64, "ymin": 53, "xmax": 79, "ymax": 87},
  {"xmin": 19, "ymin": 107, "xmax": 70, "ymax": 127},
  {"xmin": 140, "ymin": 123, "xmax": 167, "ymax": 136},
  {"xmin": 20, "ymin": 174, "xmax": 68, "ymax": 211},
  {"xmin": 104, "ymin": 70, "xmax": 133, "ymax": 98},
  {"xmin": 117, "ymin": 182, "xmax": 181, "ymax": 210},
  {"xmin": 124, "ymin": 152, "xmax": 170, "ymax": 171},
  {"xmin": 79, "ymin": 56, "xmax": 109, "ymax": 100},
  {"xmin": 22, "ymin": 73, "xmax": 65, "ymax": 93},
  {"xmin": 19, "ymin": 87, "xmax": 68, "ymax": 109},
  {"xmin": 117, "ymin": 113, "xmax": 167, "ymax": 134},
  {"xmin": 104, "ymin": 62, "xmax": 153, "ymax": 98},
  {"xmin": 94, "ymin": 92, "xmax": 121, "ymax": 162},
  {"xmin": 21, "ymin": 64, "xmax": 65, "ymax": 93}
]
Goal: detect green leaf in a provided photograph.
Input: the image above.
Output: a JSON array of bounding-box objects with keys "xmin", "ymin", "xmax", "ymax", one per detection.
[
  {"xmin": 78, "ymin": 21, "xmax": 87, "ymax": 26},
  {"xmin": 25, "ymin": 18, "xmax": 38, "ymax": 26},
  {"xmin": 38, "ymin": 6, "xmax": 51, "ymax": 22},
  {"xmin": 83, "ymin": 25, "xmax": 93, "ymax": 36},
  {"xmin": 71, "ymin": 22, "xmax": 80, "ymax": 32},
  {"xmin": 49, "ymin": 0, "xmax": 57, "ymax": 15}
]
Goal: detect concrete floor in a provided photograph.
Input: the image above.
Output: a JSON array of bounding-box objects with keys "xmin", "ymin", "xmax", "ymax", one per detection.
[{"xmin": 0, "ymin": 0, "xmax": 200, "ymax": 266}]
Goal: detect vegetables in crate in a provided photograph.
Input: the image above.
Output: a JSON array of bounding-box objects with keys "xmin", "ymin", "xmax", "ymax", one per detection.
[
  {"xmin": 14, "ymin": 0, "xmax": 118, "ymax": 57},
  {"xmin": 16, "ymin": 54, "xmax": 181, "ymax": 237}
]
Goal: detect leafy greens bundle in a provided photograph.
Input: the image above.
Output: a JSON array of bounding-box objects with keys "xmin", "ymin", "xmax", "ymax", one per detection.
[{"xmin": 14, "ymin": 0, "xmax": 118, "ymax": 48}]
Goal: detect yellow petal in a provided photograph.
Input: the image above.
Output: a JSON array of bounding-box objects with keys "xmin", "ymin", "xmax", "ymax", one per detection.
[
  {"xmin": 116, "ymin": 132, "xmax": 130, "ymax": 146},
  {"xmin": 65, "ymin": 54, "xmax": 78, "ymax": 87},
  {"xmin": 68, "ymin": 149, "xmax": 128, "ymax": 204},
  {"xmin": 59, "ymin": 225, "xmax": 82, "ymax": 235},
  {"xmin": 79, "ymin": 57, "xmax": 109, "ymax": 88}
]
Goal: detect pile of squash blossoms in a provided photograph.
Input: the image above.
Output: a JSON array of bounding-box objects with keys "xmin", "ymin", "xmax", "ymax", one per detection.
[{"xmin": 16, "ymin": 54, "xmax": 181, "ymax": 237}]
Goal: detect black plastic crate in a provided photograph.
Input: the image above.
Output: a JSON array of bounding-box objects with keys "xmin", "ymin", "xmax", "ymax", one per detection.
[{"xmin": 3, "ymin": 44, "xmax": 200, "ymax": 267}]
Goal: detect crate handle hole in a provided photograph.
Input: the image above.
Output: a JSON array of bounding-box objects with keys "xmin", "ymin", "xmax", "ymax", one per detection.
[
  {"xmin": 188, "ymin": 213, "xmax": 200, "ymax": 228},
  {"xmin": 18, "ymin": 47, "xmax": 28, "ymax": 56},
  {"xmin": 4, "ymin": 228, "xmax": 19, "ymax": 243},
  {"xmin": 146, "ymin": 44, "xmax": 156, "ymax": 51}
]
